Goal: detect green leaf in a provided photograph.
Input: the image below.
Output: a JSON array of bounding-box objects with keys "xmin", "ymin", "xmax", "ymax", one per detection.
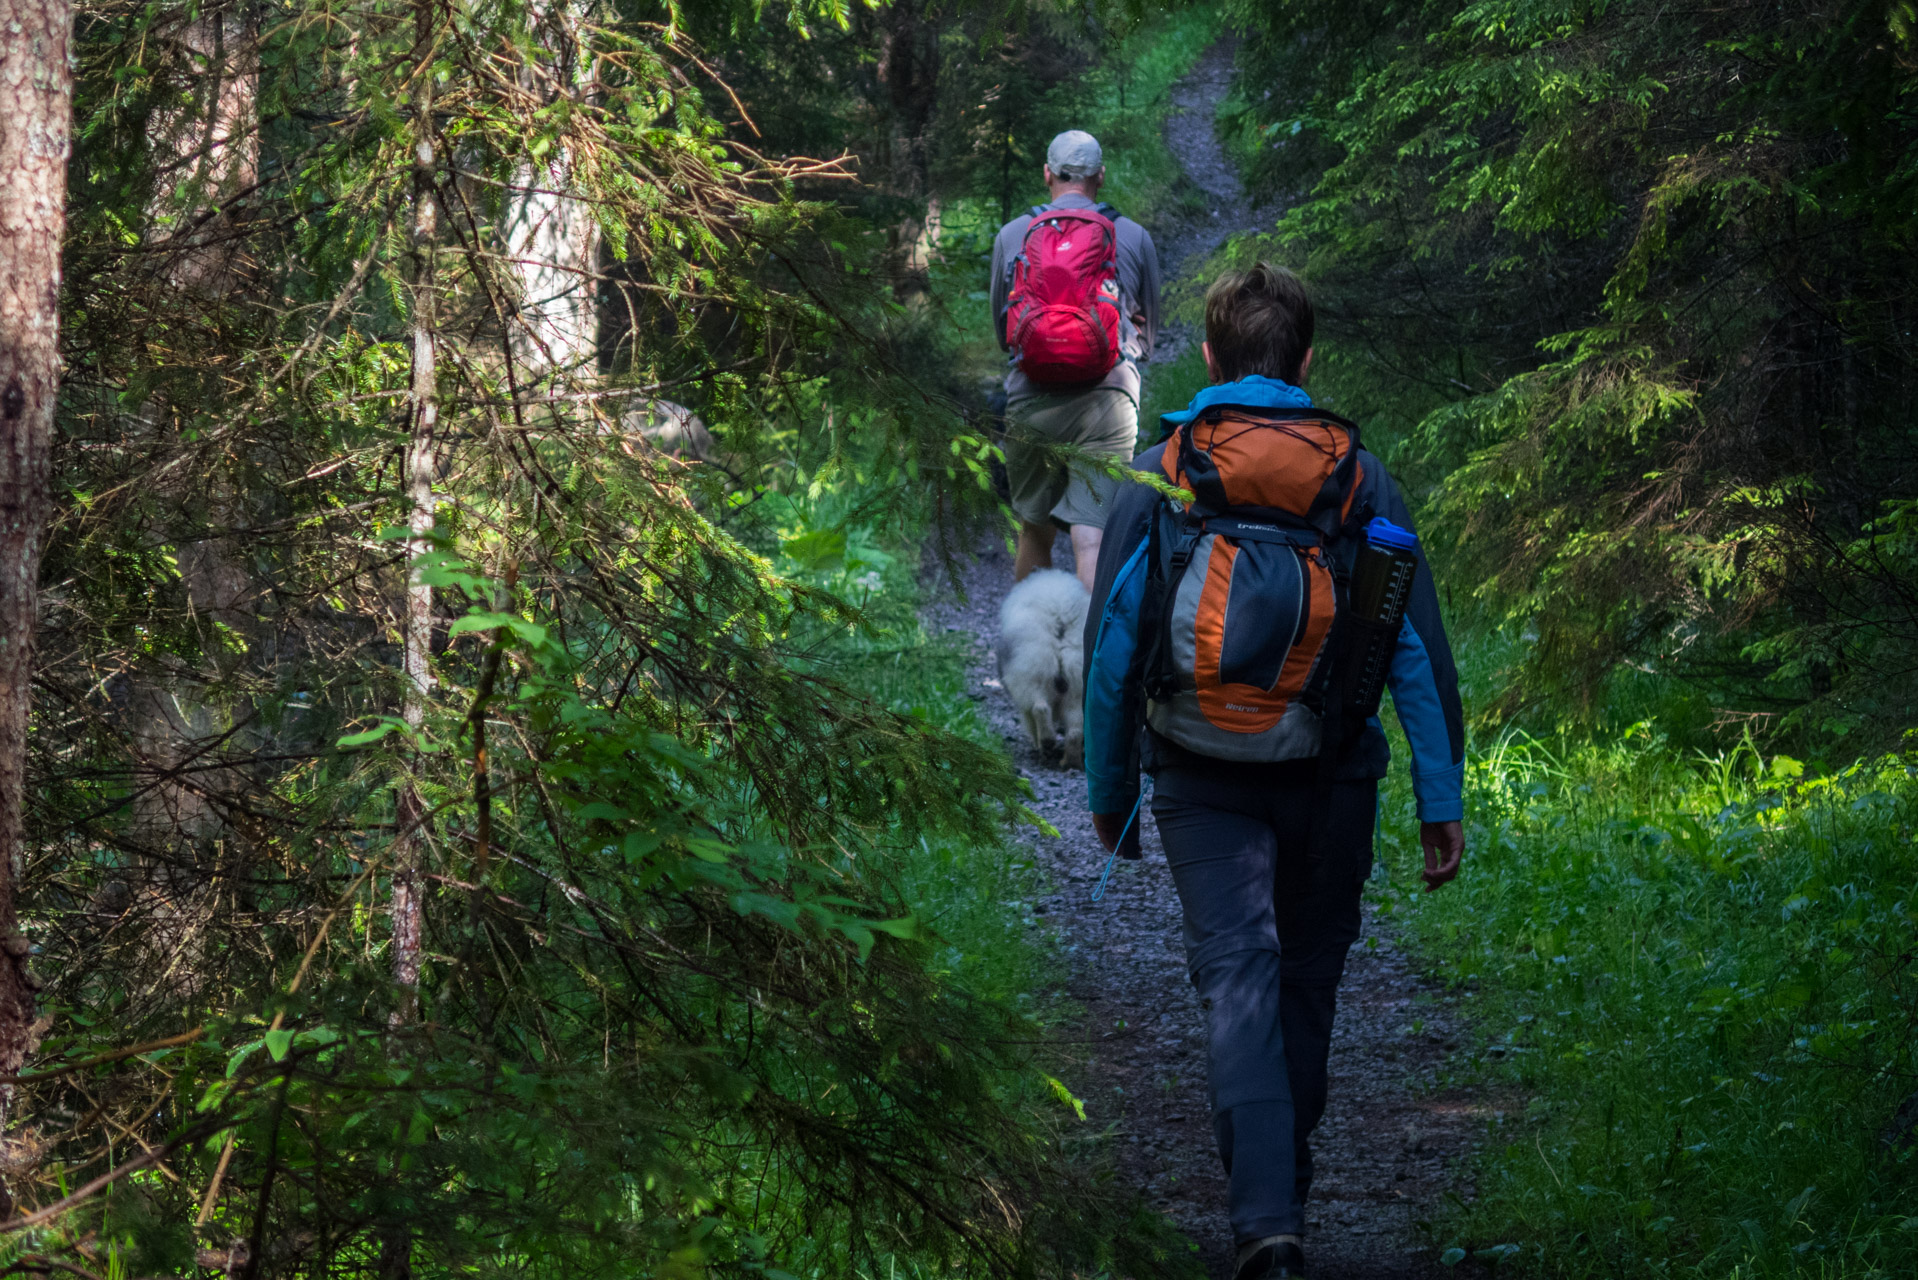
[
  {"xmin": 841, "ymin": 923, "xmax": 875, "ymax": 962},
  {"xmin": 685, "ymin": 837, "xmax": 733, "ymax": 864},
  {"xmin": 448, "ymin": 611, "xmax": 549, "ymax": 646},
  {"xmin": 1043, "ymin": 1074, "xmax": 1087, "ymax": 1122},
  {"xmin": 780, "ymin": 528, "xmax": 847, "ymax": 572},
  {"xmin": 336, "ymin": 718, "xmax": 403, "ymax": 748},
  {"xmin": 224, "ymin": 1042, "xmax": 261, "ymax": 1079},
  {"xmin": 264, "ymin": 1028, "xmax": 294, "ymax": 1062},
  {"xmin": 868, "ymin": 915, "xmax": 920, "ymax": 941}
]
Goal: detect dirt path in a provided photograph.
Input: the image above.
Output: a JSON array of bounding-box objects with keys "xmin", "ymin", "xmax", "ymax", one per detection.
[
  {"xmin": 1157, "ymin": 39, "xmax": 1272, "ymax": 289},
  {"xmin": 925, "ymin": 39, "xmax": 1485, "ymax": 1280}
]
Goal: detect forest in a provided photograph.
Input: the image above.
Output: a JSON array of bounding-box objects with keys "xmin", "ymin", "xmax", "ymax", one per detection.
[{"xmin": 0, "ymin": 0, "xmax": 1910, "ymax": 1277}]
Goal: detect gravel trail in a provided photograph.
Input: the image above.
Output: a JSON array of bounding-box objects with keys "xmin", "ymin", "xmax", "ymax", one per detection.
[
  {"xmin": 925, "ymin": 38, "xmax": 1488, "ymax": 1280},
  {"xmin": 1158, "ymin": 39, "xmax": 1270, "ymax": 274}
]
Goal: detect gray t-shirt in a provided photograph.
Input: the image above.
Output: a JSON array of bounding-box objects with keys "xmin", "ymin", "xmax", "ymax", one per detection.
[{"xmin": 990, "ymin": 193, "xmax": 1162, "ymax": 404}]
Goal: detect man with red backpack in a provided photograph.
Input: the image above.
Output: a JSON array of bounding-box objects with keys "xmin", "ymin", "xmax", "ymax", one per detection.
[
  {"xmin": 990, "ymin": 130, "xmax": 1162, "ymax": 592},
  {"xmin": 1082, "ymin": 264, "xmax": 1467, "ymax": 1279}
]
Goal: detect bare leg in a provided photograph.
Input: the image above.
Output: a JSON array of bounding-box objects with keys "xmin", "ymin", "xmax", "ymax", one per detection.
[
  {"xmin": 1069, "ymin": 524, "xmax": 1103, "ymax": 594},
  {"xmin": 1015, "ymin": 520, "xmax": 1056, "ymax": 581}
]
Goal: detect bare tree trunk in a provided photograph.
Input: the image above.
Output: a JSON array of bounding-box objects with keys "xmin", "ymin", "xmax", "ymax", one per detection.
[
  {"xmin": 116, "ymin": 8, "xmax": 262, "ymax": 984},
  {"xmin": 0, "ymin": 0, "xmax": 71, "ymax": 1176},
  {"xmin": 505, "ymin": 160, "xmax": 600, "ymax": 376},
  {"xmin": 134, "ymin": 5, "xmax": 261, "ymax": 838},
  {"xmin": 900, "ymin": 195, "xmax": 943, "ymax": 306},
  {"xmin": 391, "ymin": 7, "xmax": 438, "ymax": 1030},
  {"xmin": 505, "ymin": 1, "xmax": 598, "ymax": 379}
]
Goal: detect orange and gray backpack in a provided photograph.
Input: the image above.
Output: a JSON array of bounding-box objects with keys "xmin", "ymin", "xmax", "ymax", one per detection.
[{"xmin": 1136, "ymin": 405, "xmax": 1370, "ymax": 763}]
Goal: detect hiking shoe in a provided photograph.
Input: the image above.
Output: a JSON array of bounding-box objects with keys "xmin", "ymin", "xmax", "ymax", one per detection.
[{"xmin": 1234, "ymin": 1239, "xmax": 1306, "ymax": 1280}]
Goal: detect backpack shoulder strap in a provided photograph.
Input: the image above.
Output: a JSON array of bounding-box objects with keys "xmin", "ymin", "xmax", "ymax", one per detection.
[
  {"xmin": 1203, "ymin": 403, "xmax": 1362, "ymax": 439},
  {"xmin": 1136, "ymin": 496, "xmax": 1198, "ymax": 702}
]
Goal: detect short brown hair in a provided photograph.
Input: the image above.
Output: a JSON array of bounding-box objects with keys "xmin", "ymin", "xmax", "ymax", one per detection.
[{"xmin": 1204, "ymin": 263, "xmax": 1315, "ymax": 383}]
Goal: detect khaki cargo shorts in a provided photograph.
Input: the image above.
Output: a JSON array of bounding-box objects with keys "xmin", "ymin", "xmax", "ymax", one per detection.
[{"xmin": 1002, "ymin": 387, "xmax": 1140, "ymax": 529}]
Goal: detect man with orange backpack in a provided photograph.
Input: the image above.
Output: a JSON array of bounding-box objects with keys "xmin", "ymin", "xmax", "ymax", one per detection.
[
  {"xmin": 1082, "ymin": 264, "xmax": 1467, "ymax": 1280},
  {"xmin": 990, "ymin": 130, "xmax": 1162, "ymax": 592}
]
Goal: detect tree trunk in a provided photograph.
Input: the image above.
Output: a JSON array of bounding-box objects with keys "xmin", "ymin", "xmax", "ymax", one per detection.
[
  {"xmin": 505, "ymin": 1, "xmax": 598, "ymax": 379},
  {"xmin": 391, "ymin": 5, "xmax": 438, "ymax": 1027},
  {"xmin": 128, "ymin": 6, "xmax": 262, "ymax": 856},
  {"xmin": 0, "ymin": 0, "xmax": 72, "ymax": 1168},
  {"xmin": 505, "ymin": 160, "xmax": 600, "ymax": 377},
  {"xmin": 900, "ymin": 196, "xmax": 942, "ymax": 306},
  {"xmin": 872, "ymin": 0, "xmax": 940, "ymax": 302},
  {"xmin": 379, "ymin": 31, "xmax": 438, "ymax": 1279}
]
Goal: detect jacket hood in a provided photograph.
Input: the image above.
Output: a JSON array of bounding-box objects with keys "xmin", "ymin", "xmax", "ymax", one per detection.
[{"xmin": 1160, "ymin": 375, "xmax": 1313, "ymax": 431}]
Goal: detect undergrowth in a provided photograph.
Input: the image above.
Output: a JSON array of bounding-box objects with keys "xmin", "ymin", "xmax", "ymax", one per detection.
[
  {"xmin": 747, "ymin": 478, "xmax": 1052, "ymax": 1012},
  {"xmin": 1373, "ymin": 660, "xmax": 1918, "ymax": 1278},
  {"xmin": 714, "ymin": 395, "xmax": 1196, "ymax": 1276}
]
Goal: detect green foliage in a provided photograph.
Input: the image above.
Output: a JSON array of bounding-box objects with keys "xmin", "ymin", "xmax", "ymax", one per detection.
[
  {"xmin": 1221, "ymin": 8, "xmax": 1918, "ymax": 1257},
  {"xmin": 1061, "ymin": 1, "xmax": 1219, "ymax": 228},
  {"xmin": 1268, "ymin": 2, "xmax": 1918, "ymax": 1248},
  {"xmin": 1372, "ymin": 701, "xmax": 1918, "ymax": 1277},
  {"xmin": 1139, "ymin": 341, "xmax": 1209, "ymax": 439},
  {"xmin": 1224, "ymin": 0, "xmax": 1918, "ymax": 734},
  {"xmin": 22, "ymin": 0, "xmax": 1210, "ymax": 1275}
]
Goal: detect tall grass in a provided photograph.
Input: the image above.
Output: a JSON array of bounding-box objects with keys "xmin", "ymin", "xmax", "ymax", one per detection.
[{"xmin": 1372, "ymin": 699, "xmax": 1918, "ymax": 1277}]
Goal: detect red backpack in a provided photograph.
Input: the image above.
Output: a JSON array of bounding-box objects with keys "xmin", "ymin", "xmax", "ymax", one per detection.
[{"xmin": 1006, "ymin": 204, "xmax": 1123, "ymax": 385}]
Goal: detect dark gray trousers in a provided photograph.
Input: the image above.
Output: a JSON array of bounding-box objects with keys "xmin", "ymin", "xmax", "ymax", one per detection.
[{"xmin": 1151, "ymin": 761, "xmax": 1376, "ymax": 1245}]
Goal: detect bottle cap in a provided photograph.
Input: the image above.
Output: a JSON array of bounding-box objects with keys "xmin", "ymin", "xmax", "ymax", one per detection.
[{"xmin": 1364, "ymin": 517, "xmax": 1419, "ymax": 552}]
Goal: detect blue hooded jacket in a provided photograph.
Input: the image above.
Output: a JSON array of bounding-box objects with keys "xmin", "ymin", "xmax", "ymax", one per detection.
[{"xmin": 1082, "ymin": 377, "xmax": 1466, "ymax": 823}]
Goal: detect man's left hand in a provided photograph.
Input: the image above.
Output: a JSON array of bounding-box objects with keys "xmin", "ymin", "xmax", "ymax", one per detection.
[{"xmin": 1419, "ymin": 821, "xmax": 1464, "ymax": 892}]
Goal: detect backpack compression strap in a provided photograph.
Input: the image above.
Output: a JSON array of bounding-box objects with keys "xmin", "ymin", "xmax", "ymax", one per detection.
[{"xmin": 1015, "ymin": 206, "xmax": 1118, "ymax": 274}]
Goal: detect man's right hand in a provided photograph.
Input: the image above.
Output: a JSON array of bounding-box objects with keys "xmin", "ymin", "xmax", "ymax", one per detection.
[{"xmin": 1092, "ymin": 811, "xmax": 1142, "ymax": 860}]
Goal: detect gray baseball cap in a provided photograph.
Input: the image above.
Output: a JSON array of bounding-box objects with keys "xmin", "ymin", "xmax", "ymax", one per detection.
[{"xmin": 1046, "ymin": 130, "xmax": 1104, "ymax": 180}]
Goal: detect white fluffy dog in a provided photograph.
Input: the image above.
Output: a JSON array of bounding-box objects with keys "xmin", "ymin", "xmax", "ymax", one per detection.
[{"xmin": 996, "ymin": 569, "xmax": 1089, "ymax": 769}]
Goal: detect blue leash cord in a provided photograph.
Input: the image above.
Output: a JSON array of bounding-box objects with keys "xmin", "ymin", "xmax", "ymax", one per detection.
[{"xmin": 1090, "ymin": 779, "xmax": 1151, "ymax": 903}]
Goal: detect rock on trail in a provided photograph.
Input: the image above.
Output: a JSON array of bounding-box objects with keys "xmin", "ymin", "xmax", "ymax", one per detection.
[{"xmin": 923, "ymin": 39, "xmax": 1487, "ymax": 1280}]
